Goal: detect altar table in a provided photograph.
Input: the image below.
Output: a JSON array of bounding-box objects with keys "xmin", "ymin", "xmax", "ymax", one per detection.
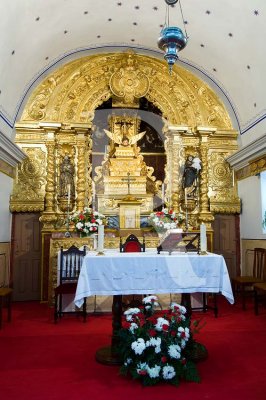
[
  {"xmin": 74, "ymin": 249, "xmax": 234, "ymax": 364},
  {"xmin": 74, "ymin": 249, "xmax": 234, "ymax": 307}
]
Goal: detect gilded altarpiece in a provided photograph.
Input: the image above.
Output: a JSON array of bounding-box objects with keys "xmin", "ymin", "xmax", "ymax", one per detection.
[{"xmin": 11, "ymin": 51, "xmax": 240, "ymax": 302}]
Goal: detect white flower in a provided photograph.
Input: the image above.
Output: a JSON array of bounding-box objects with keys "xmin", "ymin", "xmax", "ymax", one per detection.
[
  {"xmin": 147, "ymin": 365, "xmax": 161, "ymax": 379},
  {"xmin": 129, "ymin": 322, "xmax": 138, "ymax": 333},
  {"xmin": 147, "ymin": 337, "xmax": 161, "ymax": 347},
  {"xmin": 124, "ymin": 307, "xmax": 140, "ymax": 316},
  {"xmin": 168, "ymin": 344, "xmax": 181, "ymax": 359},
  {"xmin": 178, "ymin": 326, "xmax": 190, "ymax": 341},
  {"xmin": 131, "ymin": 338, "xmax": 146, "ymax": 355},
  {"xmin": 76, "ymin": 222, "xmax": 83, "ymax": 229},
  {"xmin": 155, "ymin": 317, "xmax": 169, "ymax": 331},
  {"xmin": 154, "ymin": 346, "xmax": 161, "ymax": 354},
  {"xmin": 124, "ymin": 308, "xmax": 140, "ymax": 321},
  {"xmin": 170, "ymin": 303, "xmax": 187, "ymax": 315},
  {"xmin": 143, "ymin": 295, "xmax": 158, "ymax": 305},
  {"xmin": 162, "ymin": 365, "xmax": 176, "ymax": 380},
  {"xmin": 124, "ymin": 358, "xmax": 132, "ymax": 366}
]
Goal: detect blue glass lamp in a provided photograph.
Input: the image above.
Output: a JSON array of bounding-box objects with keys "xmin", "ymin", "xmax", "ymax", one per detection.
[{"xmin": 158, "ymin": 0, "xmax": 188, "ymax": 74}]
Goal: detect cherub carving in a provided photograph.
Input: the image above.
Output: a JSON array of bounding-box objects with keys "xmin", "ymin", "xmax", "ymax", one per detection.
[{"xmin": 103, "ymin": 124, "xmax": 145, "ymax": 146}]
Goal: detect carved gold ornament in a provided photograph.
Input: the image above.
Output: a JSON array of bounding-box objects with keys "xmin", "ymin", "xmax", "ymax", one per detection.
[
  {"xmin": 209, "ymin": 153, "xmax": 232, "ymax": 189},
  {"xmin": 21, "ymin": 51, "xmax": 232, "ymax": 129},
  {"xmin": 10, "ymin": 147, "xmax": 46, "ymax": 212},
  {"xmin": 109, "ymin": 54, "xmax": 150, "ymax": 106}
]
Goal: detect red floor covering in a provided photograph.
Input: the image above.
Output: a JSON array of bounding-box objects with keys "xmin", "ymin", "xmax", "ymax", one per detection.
[{"xmin": 0, "ymin": 297, "xmax": 266, "ymax": 400}]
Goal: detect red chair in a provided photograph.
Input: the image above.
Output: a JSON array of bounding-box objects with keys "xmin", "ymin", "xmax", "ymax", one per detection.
[{"xmin": 120, "ymin": 234, "xmax": 145, "ymax": 253}]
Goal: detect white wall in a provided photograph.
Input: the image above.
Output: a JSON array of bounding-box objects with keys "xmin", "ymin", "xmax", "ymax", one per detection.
[
  {"xmin": 0, "ymin": 119, "xmax": 13, "ymax": 140},
  {"xmin": 238, "ymin": 175, "xmax": 266, "ymax": 240},
  {"xmin": 0, "ymin": 172, "xmax": 13, "ymax": 242},
  {"xmin": 240, "ymin": 122, "xmax": 266, "ymax": 148}
]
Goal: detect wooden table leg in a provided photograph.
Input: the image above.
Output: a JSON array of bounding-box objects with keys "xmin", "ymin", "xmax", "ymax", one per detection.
[
  {"xmin": 95, "ymin": 295, "xmax": 123, "ymax": 365},
  {"xmin": 181, "ymin": 293, "xmax": 192, "ymax": 318}
]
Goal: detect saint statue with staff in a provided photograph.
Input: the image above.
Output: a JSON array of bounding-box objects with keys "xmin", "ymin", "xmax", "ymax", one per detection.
[{"xmin": 59, "ymin": 155, "xmax": 75, "ymax": 198}]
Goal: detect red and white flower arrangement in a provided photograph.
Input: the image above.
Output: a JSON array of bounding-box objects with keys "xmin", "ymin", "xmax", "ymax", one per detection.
[
  {"xmin": 117, "ymin": 295, "xmax": 202, "ymax": 386},
  {"xmin": 70, "ymin": 207, "xmax": 105, "ymax": 235},
  {"xmin": 148, "ymin": 208, "xmax": 184, "ymax": 233}
]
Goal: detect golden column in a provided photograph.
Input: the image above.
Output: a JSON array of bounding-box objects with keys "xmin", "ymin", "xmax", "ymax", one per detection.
[
  {"xmin": 74, "ymin": 125, "xmax": 91, "ymax": 211},
  {"xmin": 197, "ymin": 127, "xmax": 216, "ymax": 227},
  {"xmin": 40, "ymin": 124, "xmax": 60, "ymax": 231},
  {"xmin": 165, "ymin": 125, "xmax": 189, "ymax": 211}
]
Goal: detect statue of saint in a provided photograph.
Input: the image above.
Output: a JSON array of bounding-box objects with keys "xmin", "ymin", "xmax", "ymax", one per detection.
[
  {"xmin": 59, "ymin": 155, "xmax": 75, "ymax": 197},
  {"xmin": 183, "ymin": 155, "xmax": 201, "ymax": 189}
]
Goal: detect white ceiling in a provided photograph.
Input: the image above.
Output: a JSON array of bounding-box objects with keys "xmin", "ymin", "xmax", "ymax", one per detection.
[{"xmin": 0, "ymin": 0, "xmax": 265, "ymax": 138}]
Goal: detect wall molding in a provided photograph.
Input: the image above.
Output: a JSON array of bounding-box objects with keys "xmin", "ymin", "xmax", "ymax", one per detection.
[
  {"xmin": 0, "ymin": 130, "xmax": 26, "ymax": 171},
  {"xmin": 227, "ymin": 133, "xmax": 266, "ymax": 170}
]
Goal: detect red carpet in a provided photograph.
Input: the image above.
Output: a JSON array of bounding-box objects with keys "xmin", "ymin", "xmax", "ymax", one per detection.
[{"xmin": 1, "ymin": 298, "xmax": 266, "ymax": 400}]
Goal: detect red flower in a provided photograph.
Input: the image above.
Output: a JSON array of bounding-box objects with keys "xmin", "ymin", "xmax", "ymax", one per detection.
[
  {"xmin": 162, "ymin": 324, "xmax": 169, "ymax": 331},
  {"xmin": 169, "ymin": 209, "xmax": 173, "ymax": 214},
  {"xmin": 79, "ymin": 213, "xmax": 85, "ymax": 220},
  {"xmin": 147, "ymin": 316, "xmax": 157, "ymax": 324},
  {"xmin": 138, "ymin": 370, "xmax": 147, "ymax": 376},
  {"xmin": 170, "ymin": 330, "xmax": 176, "ymax": 337},
  {"xmin": 123, "ymin": 322, "xmax": 131, "ymax": 329},
  {"xmin": 91, "ymin": 218, "xmax": 96, "ymax": 223},
  {"xmin": 148, "ymin": 329, "xmax": 157, "ymax": 337},
  {"xmin": 161, "ymin": 356, "xmax": 167, "ymax": 363}
]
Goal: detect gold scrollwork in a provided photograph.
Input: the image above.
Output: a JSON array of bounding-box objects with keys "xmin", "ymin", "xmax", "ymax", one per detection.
[
  {"xmin": 10, "ymin": 147, "xmax": 46, "ymax": 212},
  {"xmin": 209, "ymin": 153, "xmax": 232, "ymax": 189},
  {"xmin": 20, "ymin": 51, "xmax": 232, "ymax": 129}
]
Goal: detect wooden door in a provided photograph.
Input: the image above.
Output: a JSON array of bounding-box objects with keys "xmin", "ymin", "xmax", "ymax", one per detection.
[
  {"xmin": 212, "ymin": 214, "xmax": 240, "ymax": 278},
  {"xmin": 11, "ymin": 213, "xmax": 41, "ymax": 301}
]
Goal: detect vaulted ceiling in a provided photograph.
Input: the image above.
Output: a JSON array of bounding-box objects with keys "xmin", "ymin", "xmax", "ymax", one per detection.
[{"xmin": 1, "ymin": 0, "xmax": 265, "ymax": 142}]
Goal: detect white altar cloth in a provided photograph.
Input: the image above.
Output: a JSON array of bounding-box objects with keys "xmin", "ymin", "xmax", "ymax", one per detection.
[{"xmin": 74, "ymin": 249, "xmax": 234, "ymax": 308}]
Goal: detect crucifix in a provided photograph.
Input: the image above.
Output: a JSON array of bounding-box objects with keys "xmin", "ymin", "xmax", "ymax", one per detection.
[
  {"xmin": 115, "ymin": 121, "xmax": 133, "ymax": 137},
  {"xmin": 122, "ymin": 172, "xmax": 136, "ymax": 195}
]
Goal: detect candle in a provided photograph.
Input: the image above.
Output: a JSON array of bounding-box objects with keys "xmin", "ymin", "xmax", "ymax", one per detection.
[
  {"xmin": 67, "ymin": 184, "xmax": 71, "ymax": 206},
  {"xmin": 92, "ymin": 181, "xmax": 96, "ymax": 210},
  {"xmin": 97, "ymin": 224, "xmax": 104, "ymax": 253},
  {"xmin": 200, "ymin": 223, "xmax": 207, "ymax": 253},
  {"xmin": 185, "ymin": 188, "xmax": 188, "ymax": 207}
]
